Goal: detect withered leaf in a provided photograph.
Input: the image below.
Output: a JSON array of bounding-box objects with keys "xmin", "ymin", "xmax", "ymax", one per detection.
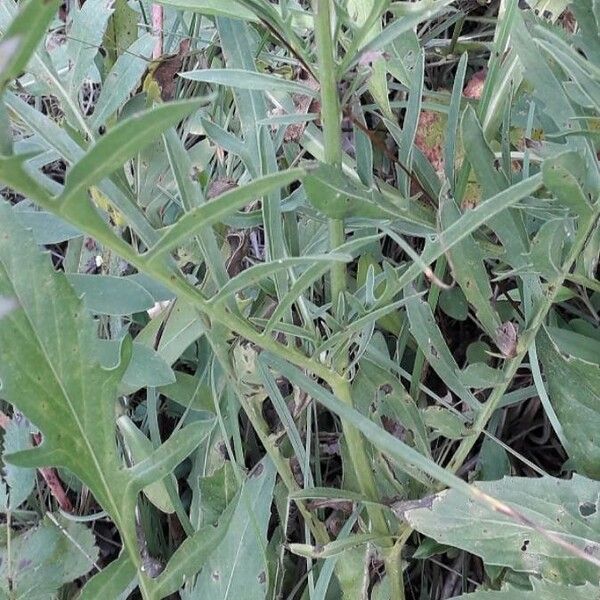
[
  {"xmin": 495, "ymin": 321, "xmax": 519, "ymax": 358},
  {"xmin": 149, "ymin": 38, "xmax": 191, "ymax": 102}
]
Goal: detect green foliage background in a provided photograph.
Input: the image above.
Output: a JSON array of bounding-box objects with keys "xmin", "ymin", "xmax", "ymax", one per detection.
[{"xmin": 0, "ymin": 0, "xmax": 598, "ymax": 598}]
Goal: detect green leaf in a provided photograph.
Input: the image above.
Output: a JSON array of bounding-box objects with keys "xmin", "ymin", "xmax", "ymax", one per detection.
[
  {"xmin": 155, "ymin": 0, "xmax": 257, "ymax": 21},
  {"xmin": 545, "ymin": 326, "xmax": 600, "ymax": 364},
  {"xmin": 304, "ymin": 162, "xmax": 409, "ymax": 220},
  {"xmin": 67, "ymin": 274, "xmax": 155, "ymax": 316},
  {"xmin": 195, "ymin": 463, "xmax": 239, "ymax": 526},
  {"xmin": 261, "ymin": 350, "xmax": 600, "ymax": 582},
  {"xmin": 2, "ymin": 416, "xmax": 35, "ymax": 509},
  {"xmin": 406, "ymin": 291, "xmax": 480, "ymax": 411},
  {"xmin": 0, "ymin": 200, "xmax": 127, "ymax": 503},
  {"xmin": 91, "ymin": 34, "xmax": 154, "ymax": 129},
  {"xmin": 0, "ymin": 514, "xmax": 99, "ymax": 598},
  {"xmin": 460, "ymin": 363, "xmax": 506, "ymax": 389},
  {"xmin": 454, "ymin": 581, "xmax": 600, "ymax": 599},
  {"xmin": 181, "ymin": 68, "xmax": 318, "ymax": 96},
  {"xmin": 0, "ymin": 201, "xmax": 202, "ymax": 594},
  {"xmin": 412, "ymin": 537, "xmax": 454, "ymax": 559},
  {"xmin": 315, "ymin": 514, "xmax": 360, "ymax": 600},
  {"xmin": 342, "ymin": 0, "xmax": 455, "ymax": 73},
  {"xmin": 535, "ymin": 28, "xmax": 600, "ymax": 112},
  {"xmin": 153, "ymin": 501, "xmax": 236, "ymax": 598},
  {"xmin": 353, "ymin": 358, "xmax": 431, "ymax": 462},
  {"xmin": 396, "ymin": 49, "xmax": 423, "ymax": 197},
  {"xmin": 542, "ymin": 152, "xmax": 594, "ymax": 218},
  {"xmin": 262, "ymin": 352, "xmax": 481, "ymax": 504},
  {"xmin": 4, "ymin": 92, "xmax": 158, "ymax": 247},
  {"xmin": 60, "ymin": 99, "xmax": 202, "ymax": 208},
  {"xmin": 103, "ymin": 0, "xmax": 140, "ymax": 65},
  {"xmin": 96, "ymin": 339, "xmax": 175, "ymax": 393},
  {"xmin": 66, "ymin": 0, "xmax": 114, "ymax": 94},
  {"xmin": 191, "ymin": 457, "xmax": 276, "ymax": 599},
  {"xmin": 0, "ymin": 155, "xmax": 59, "ymax": 224},
  {"xmin": 134, "ymin": 300, "xmax": 206, "ymax": 366},
  {"xmin": 423, "ymin": 406, "xmax": 468, "ymax": 440},
  {"xmin": 158, "ymin": 370, "xmax": 214, "ymax": 412},
  {"xmin": 13, "ymin": 205, "xmax": 82, "ymax": 244},
  {"xmin": 461, "ymin": 106, "xmax": 530, "ymax": 270},
  {"xmin": 117, "ymin": 415, "xmax": 176, "ymax": 514},
  {"xmin": 129, "ymin": 421, "xmax": 214, "ymax": 490},
  {"xmin": 445, "ymin": 52, "xmax": 468, "ymax": 187},
  {"xmin": 79, "ymin": 553, "xmax": 136, "ymax": 600},
  {"xmin": 290, "ymin": 532, "xmax": 381, "ymax": 559},
  {"xmin": 0, "ymin": 0, "xmax": 61, "ymax": 91},
  {"xmin": 438, "ymin": 285, "xmax": 469, "ymax": 321},
  {"xmin": 571, "ymin": 0, "xmax": 600, "ymax": 64},
  {"xmin": 440, "ymin": 192, "xmax": 501, "ymax": 336},
  {"xmin": 334, "ymin": 545, "xmax": 369, "ymax": 598},
  {"xmin": 512, "ymin": 14, "xmax": 580, "ymax": 127},
  {"xmin": 257, "ymin": 360, "xmax": 309, "ymax": 482},
  {"xmin": 0, "ymin": 0, "xmax": 91, "ymax": 134},
  {"xmin": 404, "ymin": 474, "xmax": 600, "ymax": 585},
  {"xmin": 290, "ymin": 486, "xmax": 387, "ymax": 508},
  {"xmin": 213, "ymin": 18, "xmax": 269, "ymax": 167},
  {"xmin": 537, "ymin": 327, "xmax": 600, "ymax": 479},
  {"xmin": 147, "ymin": 169, "xmax": 304, "ymax": 260},
  {"xmin": 265, "ymin": 235, "xmax": 384, "ymax": 335},
  {"xmin": 211, "ymin": 255, "xmax": 349, "ymax": 304},
  {"xmin": 215, "ymin": 16, "xmax": 289, "ymax": 282}
]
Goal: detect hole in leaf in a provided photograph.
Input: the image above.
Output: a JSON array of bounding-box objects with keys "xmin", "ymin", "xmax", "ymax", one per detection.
[
  {"xmin": 521, "ymin": 540, "xmax": 530, "ymax": 551},
  {"xmin": 579, "ymin": 502, "xmax": 596, "ymax": 517}
]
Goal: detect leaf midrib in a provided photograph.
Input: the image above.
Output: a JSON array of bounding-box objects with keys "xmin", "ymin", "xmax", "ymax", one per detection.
[{"xmin": 0, "ymin": 259, "xmax": 121, "ymax": 518}]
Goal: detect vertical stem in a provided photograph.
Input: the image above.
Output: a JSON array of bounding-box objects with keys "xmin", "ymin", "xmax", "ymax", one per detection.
[
  {"xmin": 151, "ymin": 5, "xmax": 163, "ymax": 60},
  {"xmin": 314, "ymin": 1, "xmax": 342, "ymax": 166},
  {"xmin": 314, "ymin": 0, "xmax": 345, "ymax": 310},
  {"xmin": 332, "ymin": 380, "xmax": 405, "ymax": 600},
  {"xmin": 330, "ymin": 380, "xmax": 387, "ymax": 532},
  {"xmin": 314, "ymin": 2, "xmax": 403, "ymax": 596}
]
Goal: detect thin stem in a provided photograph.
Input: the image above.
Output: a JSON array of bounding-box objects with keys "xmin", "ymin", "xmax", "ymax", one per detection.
[
  {"xmin": 384, "ymin": 534, "xmax": 410, "ymax": 600},
  {"xmin": 204, "ymin": 328, "xmax": 330, "ymax": 544},
  {"xmin": 151, "ymin": 5, "xmax": 163, "ymax": 59}
]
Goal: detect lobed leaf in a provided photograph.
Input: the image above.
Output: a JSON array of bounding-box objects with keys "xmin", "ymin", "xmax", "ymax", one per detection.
[
  {"xmin": 454, "ymin": 581, "xmax": 600, "ymax": 599},
  {"xmin": 405, "ymin": 475, "xmax": 600, "ymax": 585}
]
